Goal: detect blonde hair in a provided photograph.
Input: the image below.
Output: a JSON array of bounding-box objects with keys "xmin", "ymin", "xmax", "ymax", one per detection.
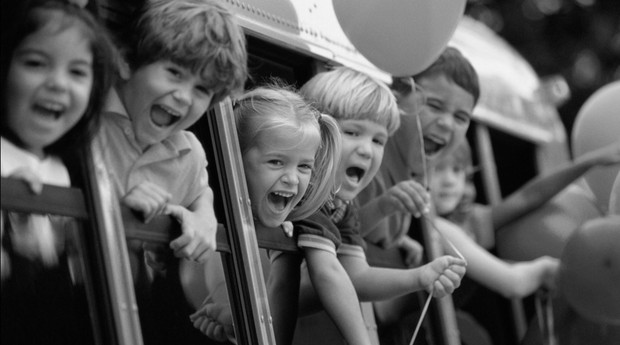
[
  {"xmin": 127, "ymin": 0, "xmax": 247, "ymax": 102},
  {"xmin": 300, "ymin": 67, "xmax": 400, "ymax": 135},
  {"xmin": 234, "ymin": 84, "xmax": 341, "ymax": 221}
]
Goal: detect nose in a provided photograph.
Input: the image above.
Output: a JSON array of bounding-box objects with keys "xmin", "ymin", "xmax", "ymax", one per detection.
[
  {"xmin": 173, "ymin": 84, "xmax": 192, "ymax": 106},
  {"xmin": 281, "ymin": 169, "xmax": 299, "ymax": 186},
  {"xmin": 45, "ymin": 69, "xmax": 69, "ymax": 92},
  {"xmin": 356, "ymin": 140, "xmax": 372, "ymax": 159},
  {"xmin": 435, "ymin": 112, "xmax": 455, "ymax": 130},
  {"xmin": 442, "ymin": 170, "xmax": 458, "ymax": 186}
]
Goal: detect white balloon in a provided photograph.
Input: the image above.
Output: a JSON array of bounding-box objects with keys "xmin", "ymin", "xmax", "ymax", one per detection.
[
  {"xmin": 572, "ymin": 81, "xmax": 620, "ymax": 212},
  {"xmin": 333, "ymin": 0, "xmax": 466, "ymax": 76}
]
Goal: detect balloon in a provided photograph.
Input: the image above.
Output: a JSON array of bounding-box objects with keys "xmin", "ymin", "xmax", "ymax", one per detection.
[
  {"xmin": 558, "ymin": 216, "xmax": 620, "ymax": 325},
  {"xmin": 333, "ymin": 0, "xmax": 466, "ymax": 76},
  {"xmin": 610, "ymin": 171, "xmax": 620, "ymax": 215},
  {"xmin": 572, "ymin": 81, "xmax": 620, "ymax": 212},
  {"xmin": 496, "ymin": 184, "xmax": 602, "ymax": 261}
]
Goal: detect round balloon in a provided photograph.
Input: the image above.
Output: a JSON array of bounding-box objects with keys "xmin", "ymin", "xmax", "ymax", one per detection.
[
  {"xmin": 496, "ymin": 184, "xmax": 602, "ymax": 261},
  {"xmin": 333, "ymin": 0, "xmax": 466, "ymax": 76},
  {"xmin": 610, "ymin": 171, "xmax": 620, "ymax": 215},
  {"xmin": 571, "ymin": 81, "xmax": 620, "ymax": 212},
  {"xmin": 558, "ymin": 215, "xmax": 620, "ymax": 325}
]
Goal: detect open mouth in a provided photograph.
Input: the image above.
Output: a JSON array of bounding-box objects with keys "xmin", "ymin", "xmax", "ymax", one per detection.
[
  {"xmin": 33, "ymin": 101, "xmax": 65, "ymax": 120},
  {"xmin": 423, "ymin": 137, "xmax": 445, "ymax": 156},
  {"xmin": 268, "ymin": 191, "xmax": 294, "ymax": 211},
  {"xmin": 345, "ymin": 166, "xmax": 366, "ymax": 184},
  {"xmin": 151, "ymin": 104, "xmax": 181, "ymax": 127}
]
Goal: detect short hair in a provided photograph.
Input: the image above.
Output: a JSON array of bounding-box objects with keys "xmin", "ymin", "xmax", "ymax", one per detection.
[
  {"xmin": 234, "ymin": 83, "xmax": 341, "ymax": 221},
  {"xmin": 126, "ymin": 0, "xmax": 247, "ymax": 103},
  {"xmin": 0, "ymin": 1, "xmax": 116, "ymax": 157},
  {"xmin": 300, "ymin": 67, "xmax": 401, "ymax": 135},
  {"xmin": 414, "ymin": 46, "xmax": 480, "ymax": 106},
  {"xmin": 439, "ymin": 140, "xmax": 476, "ymax": 179}
]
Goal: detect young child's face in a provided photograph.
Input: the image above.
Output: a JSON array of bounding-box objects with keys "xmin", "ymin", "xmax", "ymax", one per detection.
[
  {"xmin": 120, "ymin": 61, "xmax": 214, "ymax": 150},
  {"xmin": 6, "ymin": 21, "xmax": 93, "ymax": 157},
  {"xmin": 430, "ymin": 158, "xmax": 467, "ymax": 215},
  {"xmin": 416, "ymin": 74, "xmax": 474, "ymax": 165},
  {"xmin": 243, "ymin": 129, "xmax": 320, "ymax": 228},
  {"xmin": 336, "ymin": 119, "xmax": 388, "ymax": 201}
]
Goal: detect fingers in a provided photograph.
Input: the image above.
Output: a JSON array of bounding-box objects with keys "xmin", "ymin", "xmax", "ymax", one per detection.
[
  {"xmin": 282, "ymin": 221, "xmax": 294, "ymax": 237},
  {"xmin": 191, "ymin": 315, "xmax": 228, "ymax": 342},
  {"xmin": 171, "ymin": 232, "xmax": 215, "ymax": 262},
  {"xmin": 123, "ymin": 183, "xmax": 171, "ymax": 222},
  {"xmin": 167, "ymin": 205, "xmax": 217, "ymax": 261},
  {"xmin": 390, "ymin": 181, "xmax": 430, "ymax": 217},
  {"xmin": 10, "ymin": 168, "xmax": 43, "ymax": 194}
]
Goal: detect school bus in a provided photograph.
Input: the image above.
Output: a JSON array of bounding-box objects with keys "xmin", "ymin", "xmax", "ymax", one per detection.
[{"xmin": 1, "ymin": 1, "xmax": 587, "ymax": 345}]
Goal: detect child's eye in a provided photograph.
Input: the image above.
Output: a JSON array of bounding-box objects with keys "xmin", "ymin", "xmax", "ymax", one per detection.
[
  {"xmin": 195, "ymin": 85, "xmax": 211, "ymax": 96},
  {"xmin": 70, "ymin": 66, "xmax": 92, "ymax": 78},
  {"xmin": 342, "ymin": 130, "xmax": 358, "ymax": 137},
  {"xmin": 21, "ymin": 55, "xmax": 46, "ymax": 68},
  {"xmin": 454, "ymin": 112, "xmax": 471, "ymax": 126},
  {"xmin": 268, "ymin": 159, "xmax": 284, "ymax": 167},
  {"xmin": 167, "ymin": 67, "xmax": 183, "ymax": 78},
  {"xmin": 426, "ymin": 100, "xmax": 442, "ymax": 112},
  {"xmin": 299, "ymin": 164, "xmax": 314, "ymax": 173}
]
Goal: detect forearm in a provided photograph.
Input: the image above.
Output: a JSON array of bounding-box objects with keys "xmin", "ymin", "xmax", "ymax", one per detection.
[
  {"xmin": 493, "ymin": 159, "xmax": 595, "ymax": 229},
  {"xmin": 339, "ymin": 254, "xmax": 418, "ymax": 301},
  {"xmin": 189, "ymin": 188, "xmax": 217, "ymax": 225},
  {"xmin": 435, "ymin": 218, "xmax": 537, "ymax": 298}
]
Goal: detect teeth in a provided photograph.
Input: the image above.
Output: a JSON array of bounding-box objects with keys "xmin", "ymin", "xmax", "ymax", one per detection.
[
  {"xmin": 159, "ymin": 104, "xmax": 181, "ymax": 118},
  {"xmin": 273, "ymin": 191, "xmax": 294, "ymax": 198},
  {"xmin": 38, "ymin": 101, "xmax": 65, "ymax": 112}
]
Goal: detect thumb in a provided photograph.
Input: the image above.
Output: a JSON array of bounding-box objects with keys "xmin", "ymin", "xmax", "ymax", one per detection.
[{"xmin": 164, "ymin": 204, "xmax": 186, "ymax": 223}]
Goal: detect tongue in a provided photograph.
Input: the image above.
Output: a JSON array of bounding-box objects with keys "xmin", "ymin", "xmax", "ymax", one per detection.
[
  {"xmin": 423, "ymin": 138, "xmax": 440, "ymax": 155},
  {"xmin": 269, "ymin": 193, "xmax": 287, "ymax": 211},
  {"xmin": 151, "ymin": 106, "xmax": 174, "ymax": 127},
  {"xmin": 345, "ymin": 168, "xmax": 360, "ymax": 183}
]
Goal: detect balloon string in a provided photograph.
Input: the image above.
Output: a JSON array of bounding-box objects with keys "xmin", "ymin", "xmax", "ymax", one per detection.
[
  {"xmin": 409, "ymin": 214, "xmax": 466, "ymax": 345},
  {"xmin": 409, "ymin": 289, "xmax": 433, "ymax": 345},
  {"xmin": 535, "ymin": 289, "xmax": 557, "ymax": 345},
  {"xmin": 421, "ymin": 214, "xmax": 466, "ymax": 262}
]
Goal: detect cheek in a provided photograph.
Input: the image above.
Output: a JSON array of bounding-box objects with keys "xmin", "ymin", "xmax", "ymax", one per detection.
[
  {"xmin": 370, "ymin": 147, "xmax": 385, "ymax": 172},
  {"xmin": 298, "ymin": 174, "xmax": 312, "ymax": 196}
]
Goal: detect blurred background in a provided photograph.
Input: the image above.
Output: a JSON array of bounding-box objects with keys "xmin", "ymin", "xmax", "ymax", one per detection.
[{"xmin": 465, "ymin": 0, "xmax": 620, "ymax": 142}]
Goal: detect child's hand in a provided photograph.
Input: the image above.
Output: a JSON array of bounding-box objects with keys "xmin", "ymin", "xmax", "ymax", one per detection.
[
  {"xmin": 190, "ymin": 298, "xmax": 235, "ymax": 343},
  {"xmin": 282, "ymin": 221, "xmax": 294, "ymax": 237},
  {"xmin": 122, "ymin": 181, "xmax": 171, "ymax": 223},
  {"xmin": 9, "ymin": 167, "xmax": 43, "ymax": 194},
  {"xmin": 539, "ymin": 256, "xmax": 560, "ymax": 291},
  {"xmin": 379, "ymin": 179, "xmax": 430, "ymax": 218},
  {"xmin": 420, "ymin": 255, "xmax": 467, "ymax": 298},
  {"xmin": 165, "ymin": 204, "xmax": 217, "ymax": 262},
  {"xmin": 397, "ymin": 235, "xmax": 424, "ymax": 267}
]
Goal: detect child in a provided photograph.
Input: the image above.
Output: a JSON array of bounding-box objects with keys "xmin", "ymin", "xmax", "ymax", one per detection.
[
  {"xmin": 296, "ymin": 67, "xmax": 466, "ymax": 324},
  {"xmin": 93, "ymin": 0, "xmax": 247, "ymax": 344},
  {"xmin": 0, "ymin": 1, "xmax": 115, "ymax": 343},
  {"xmin": 356, "ymin": 46, "xmax": 556, "ymax": 342},
  {"xmin": 190, "ymin": 84, "xmax": 372, "ymax": 345},
  {"xmin": 432, "ymin": 139, "xmax": 620, "ymax": 250}
]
